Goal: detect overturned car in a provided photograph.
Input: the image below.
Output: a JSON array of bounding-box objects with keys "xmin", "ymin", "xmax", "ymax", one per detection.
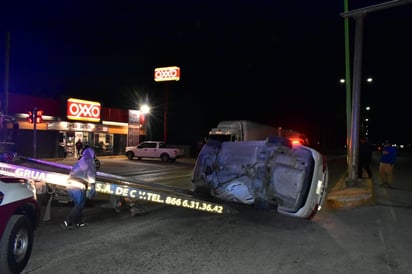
[{"xmin": 192, "ymin": 137, "xmax": 328, "ymax": 219}]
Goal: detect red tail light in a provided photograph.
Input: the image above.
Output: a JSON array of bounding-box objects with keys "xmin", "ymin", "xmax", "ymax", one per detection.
[{"xmin": 290, "ymin": 139, "xmax": 303, "ymax": 145}]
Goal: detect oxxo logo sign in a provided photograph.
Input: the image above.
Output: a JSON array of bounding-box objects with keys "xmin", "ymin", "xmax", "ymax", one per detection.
[
  {"xmin": 154, "ymin": 66, "xmax": 180, "ymax": 82},
  {"xmin": 67, "ymin": 98, "xmax": 101, "ymax": 122}
]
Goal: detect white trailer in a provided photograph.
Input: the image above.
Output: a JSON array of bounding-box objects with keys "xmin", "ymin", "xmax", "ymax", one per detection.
[{"xmin": 208, "ymin": 120, "xmax": 276, "ymax": 142}]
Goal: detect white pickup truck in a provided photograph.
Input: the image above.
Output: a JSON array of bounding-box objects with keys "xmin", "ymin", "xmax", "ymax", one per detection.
[{"xmin": 125, "ymin": 141, "xmax": 184, "ymax": 162}]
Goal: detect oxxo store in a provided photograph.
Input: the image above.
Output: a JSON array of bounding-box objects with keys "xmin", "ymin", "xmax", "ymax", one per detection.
[
  {"xmin": 10, "ymin": 94, "xmax": 134, "ymax": 158},
  {"xmin": 48, "ymin": 98, "xmax": 116, "ymax": 158}
]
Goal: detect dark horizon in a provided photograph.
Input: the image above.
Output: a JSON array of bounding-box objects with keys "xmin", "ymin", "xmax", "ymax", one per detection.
[{"xmin": 1, "ymin": 1, "xmax": 411, "ymax": 146}]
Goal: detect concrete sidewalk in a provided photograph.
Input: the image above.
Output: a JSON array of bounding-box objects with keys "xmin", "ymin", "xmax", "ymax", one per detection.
[{"xmin": 326, "ymin": 176, "xmax": 374, "ymax": 209}]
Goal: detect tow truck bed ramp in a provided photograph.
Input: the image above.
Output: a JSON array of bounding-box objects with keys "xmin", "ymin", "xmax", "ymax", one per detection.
[{"xmin": 0, "ymin": 157, "xmax": 230, "ymax": 214}]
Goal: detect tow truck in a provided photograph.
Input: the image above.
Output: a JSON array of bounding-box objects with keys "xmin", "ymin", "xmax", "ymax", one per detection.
[
  {"xmin": 0, "ymin": 114, "xmax": 230, "ymax": 220},
  {"xmin": 0, "ymin": 156, "xmax": 230, "ymax": 216}
]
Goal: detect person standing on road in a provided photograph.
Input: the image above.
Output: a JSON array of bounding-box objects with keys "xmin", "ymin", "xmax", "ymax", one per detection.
[
  {"xmin": 379, "ymin": 140, "xmax": 396, "ymax": 188},
  {"xmin": 358, "ymin": 137, "xmax": 372, "ymax": 178},
  {"xmin": 75, "ymin": 139, "xmax": 83, "ymax": 158},
  {"xmin": 62, "ymin": 147, "xmax": 97, "ymax": 229}
]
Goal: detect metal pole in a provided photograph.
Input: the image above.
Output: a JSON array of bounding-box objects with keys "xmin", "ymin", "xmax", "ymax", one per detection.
[
  {"xmin": 340, "ymin": 0, "xmax": 412, "ymax": 184},
  {"xmin": 137, "ymin": 120, "xmax": 140, "ymax": 145},
  {"xmin": 343, "ymin": 0, "xmax": 352, "ymax": 167},
  {"xmin": 33, "ymin": 107, "xmax": 37, "ymax": 158},
  {"xmin": 3, "ymin": 32, "xmax": 11, "ymax": 115},
  {"xmin": 348, "ymin": 16, "xmax": 365, "ymax": 182},
  {"xmin": 163, "ymin": 84, "xmax": 168, "ymax": 143}
]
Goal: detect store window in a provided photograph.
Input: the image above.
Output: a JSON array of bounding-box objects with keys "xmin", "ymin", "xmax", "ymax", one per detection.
[{"xmin": 94, "ymin": 133, "xmax": 113, "ymax": 153}]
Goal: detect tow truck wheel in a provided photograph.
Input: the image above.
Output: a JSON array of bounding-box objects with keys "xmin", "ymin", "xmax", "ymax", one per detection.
[{"xmin": 0, "ymin": 215, "xmax": 33, "ymax": 274}]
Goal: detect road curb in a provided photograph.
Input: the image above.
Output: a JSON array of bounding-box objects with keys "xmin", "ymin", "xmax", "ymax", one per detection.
[{"xmin": 326, "ymin": 177, "xmax": 374, "ymax": 209}]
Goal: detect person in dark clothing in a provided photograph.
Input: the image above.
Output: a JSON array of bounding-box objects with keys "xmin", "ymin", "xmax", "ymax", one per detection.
[
  {"xmin": 75, "ymin": 139, "xmax": 83, "ymax": 157},
  {"xmin": 62, "ymin": 147, "xmax": 97, "ymax": 229},
  {"xmin": 358, "ymin": 137, "xmax": 372, "ymax": 178}
]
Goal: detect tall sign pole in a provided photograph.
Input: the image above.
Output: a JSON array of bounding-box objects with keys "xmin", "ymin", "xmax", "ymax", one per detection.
[
  {"xmin": 163, "ymin": 84, "xmax": 168, "ymax": 143},
  {"xmin": 3, "ymin": 32, "xmax": 11, "ymax": 115},
  {"xmin": 154, "ymin": 66, "xmax": 180, "ymax": 143}
]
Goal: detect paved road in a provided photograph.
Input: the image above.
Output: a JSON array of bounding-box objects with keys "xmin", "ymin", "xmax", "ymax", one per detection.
[{"xmin": 22, "ymin": 151, "xmax": 412, "ymax": 273}]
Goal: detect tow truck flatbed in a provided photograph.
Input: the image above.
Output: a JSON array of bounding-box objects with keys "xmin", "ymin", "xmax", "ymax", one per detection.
[{"xmin": 0, "ymin": 156, "xmax": 230, "ymax": 215}]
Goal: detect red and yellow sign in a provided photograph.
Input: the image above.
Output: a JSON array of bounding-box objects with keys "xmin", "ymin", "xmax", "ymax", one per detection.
[
  {"xmin": 67, "ymin": 98, "xmax": 101, "ymax": 122},
  {"xmin": 154, "ymin": 66, "xmax": 180, "ymax": 82}
]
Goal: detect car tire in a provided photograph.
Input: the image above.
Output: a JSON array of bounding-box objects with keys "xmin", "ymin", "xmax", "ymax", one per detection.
[
  {"xmin": 127, "ymin": 152, "xmax": 134, "ymax": 160},
  {"xmin": 160, "ymin": 153, "xmax": 170, "ymax": 162},
  {"xmin": 95, "ymin": 158, "xmax": 101, "ymax": 169},
  {"xmin": 0, "ymin": 215, "xmax": 34, "ymax": 274}
]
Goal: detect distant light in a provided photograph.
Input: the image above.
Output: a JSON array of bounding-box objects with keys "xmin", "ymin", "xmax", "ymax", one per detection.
[
  {"xmin": 366, "ymin": 77, "xmax": 373, "ymax": 83},
  {"xmin": 339, "ymin": 78, "xmax": 345, "ymax": 84}
]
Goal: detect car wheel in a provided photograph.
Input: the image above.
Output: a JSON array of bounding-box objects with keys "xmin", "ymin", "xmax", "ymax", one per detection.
[
  {"xmin": 127, "ymin": 152, "xmax": 134, "ymax": 160},
  {"xmin": 160, "ymin": 154, "xmax": 170, "ymax": 162},
  {"xmin": 0, "ymin": 215, "xmax": 34, "ymax": 274},
  {"xmin": 95, "ymin": 159, "xmax": 101, "ymax": 169}
]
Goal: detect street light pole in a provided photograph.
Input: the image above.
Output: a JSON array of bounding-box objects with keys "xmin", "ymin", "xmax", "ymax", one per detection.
[
  {"xmin": 343, "ymin": 0, "xmax": 352, "ymax": 167},
  {"xmin": 341, "ymin": 0, "xmax": 412, "ymax": 185},
  {"xmin": 348, "ymin": 15, "xmax": 364, "ymax": 182}
]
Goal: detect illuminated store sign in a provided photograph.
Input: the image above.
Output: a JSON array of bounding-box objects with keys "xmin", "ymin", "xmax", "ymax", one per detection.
[
  {"xmin": 154, "ymin": 66, "xmax": 180, "ymax": 82},
  {"xmin": 67, "ymin": 98, "xmax": 101, "ymax": 122}
]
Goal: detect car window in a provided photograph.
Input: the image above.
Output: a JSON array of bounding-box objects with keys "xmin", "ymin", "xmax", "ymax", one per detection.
[{"xmin": 139, "ymin": 143, "xmax": 149, "ymax": 149}]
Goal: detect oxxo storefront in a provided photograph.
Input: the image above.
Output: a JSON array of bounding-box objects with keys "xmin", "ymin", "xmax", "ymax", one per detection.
[{"xmin": 9, "ymin": 93, "xmax": 143, "ymax": 158}]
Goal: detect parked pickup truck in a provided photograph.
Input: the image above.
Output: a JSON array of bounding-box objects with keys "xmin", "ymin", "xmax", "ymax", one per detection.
[{"xmin": 125, "ymin": 141, "xmax": 184, "ymax": 162}]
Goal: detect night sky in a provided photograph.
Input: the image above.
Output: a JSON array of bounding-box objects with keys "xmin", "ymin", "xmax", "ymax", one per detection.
[{"xmin": 1, "ymin": 1, "xmax": 411, "ymax": 147}]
